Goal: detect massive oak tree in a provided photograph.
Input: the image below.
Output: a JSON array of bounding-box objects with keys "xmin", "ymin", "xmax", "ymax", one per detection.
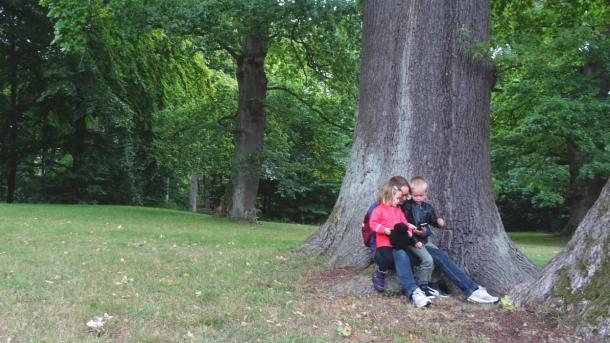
[{"xmin": 306, "ymin": 0, "xmax": 537, "ymax": 292}]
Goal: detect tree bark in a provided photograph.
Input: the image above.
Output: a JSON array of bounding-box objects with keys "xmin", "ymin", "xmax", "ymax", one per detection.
[
  {"xmin": 218, "ymin": 33, "xmax": 268, "ymax": 222},
  {"xmin": 189, "ymin": 172, "xmax": 198, "ymax": 212},
  {"xmin": 306, "ymin": 0, "xmax": 537, "ymax": 292},
  {"xmin": 512, "ymin": 178, "xmax": 610, "ymax": 338}
]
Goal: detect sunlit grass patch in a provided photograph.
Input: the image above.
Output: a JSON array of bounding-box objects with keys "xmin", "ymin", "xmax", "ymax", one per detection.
[{"xmin": 508, "ymin": 231, "xmax": 569, "ymax": 267}]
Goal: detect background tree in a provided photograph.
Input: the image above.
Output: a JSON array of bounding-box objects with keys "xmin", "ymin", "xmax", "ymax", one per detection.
[
  {"xmin": 2, "ymin": 0, "xmax": 359, "ymax": 224},
  {"xmin": 164, "ymin": 0, "xmax": 360, "ymax": 221},
  {"xmin": 307, "ymin": 0, "xmax": 537, "ymax": 292},
  {"xmin": 0, "ymin": 0, "xmax": 53, "ymax": 202},
  {"xmin": 491, "ymin": 0, "xmax": 610, "ymax": 234},
  {"xmin": 512, "ymin": 178, "xmax": 609, "ymax": 338}
]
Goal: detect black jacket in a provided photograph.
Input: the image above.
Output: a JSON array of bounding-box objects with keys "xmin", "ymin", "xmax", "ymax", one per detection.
[{"xmin": 401, "ymin": 199, "xmax": 439, "ymax": 243}]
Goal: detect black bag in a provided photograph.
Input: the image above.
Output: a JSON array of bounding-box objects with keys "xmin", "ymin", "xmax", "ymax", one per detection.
[{"xmin": 389, "ymin": 223, "xmax": 416, "ymax": 250}]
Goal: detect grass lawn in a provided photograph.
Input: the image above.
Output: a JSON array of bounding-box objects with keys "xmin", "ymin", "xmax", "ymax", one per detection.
[
  {"xmin": 0, "ymin": 204, "xmax": 573, "ymax": 342},
  {"xmin": 0, "ymin": 204, "xmax": 322, "ymax": 342},
  {"xmin": 507, "ymin": 232, "xmax": 569, "ymax": 267}
]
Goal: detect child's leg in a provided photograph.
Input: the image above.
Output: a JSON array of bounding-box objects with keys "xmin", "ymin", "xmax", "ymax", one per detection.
[
  {"xmin": 374, "ymin": 247, "xmax": 394, "ymax": 272},
  {"xmin": 425, "ymin": 245, "xmax": 478, "ymax": 297},
  {"xmin": 373, "ymin": 247, "xmax": 394, "ymax": 292},
  {"xmin": 406, "ymin": 245, "xmax": 434, "ymax": 286},
  {"xmin": 425, "ymin": 242, "xmax": 443, "ymax": 284}
]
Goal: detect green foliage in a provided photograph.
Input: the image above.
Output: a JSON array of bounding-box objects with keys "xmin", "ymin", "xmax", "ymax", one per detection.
[
  {"xmin": 491, "ymin": 0, "xmax": 610, "ymax": 231},
  {"xmin": 2, "ymin": 0, "xmax": 361, "ymax": 223}
]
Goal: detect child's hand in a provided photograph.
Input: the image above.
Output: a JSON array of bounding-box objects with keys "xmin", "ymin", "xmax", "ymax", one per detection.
[
  {"xmin": 415, "ymin": 242, "xmax": 423, "ymax": 249},
  {"xmin": 437, "ymin": 218, "xmax": 446, "ymax": 228},
  {"xmin": 414, "ymin": 227, "xmax": 427, "ymax": 237},
  {"xmin": 384, "ymin": 228, "xmax": 392, "ymax": 236}
]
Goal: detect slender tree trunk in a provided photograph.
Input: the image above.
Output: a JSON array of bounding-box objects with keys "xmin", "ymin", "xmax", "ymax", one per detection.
[
  {"xmin": 219, "ymin": 33, "xmax": 268, "ymax": 222},
  {"xmin": 202, "ymin": 174, "xmax": 212, "ymax": 211},
  {"xmin": 6, "ymin": 41, "xmax": 18, "ymax": 203},
  {"xmin": 512, "ymin": 178, "xmax": 610, "ymax": 338},
  {"xmin": 561, "ymin": 137, "xmax": 606, "ymax": 236},
  {"xmin": 561, "ymin": 50, "xmax": 610, "ymax": 236},
  {"xmin": 72, "ymin": 114, "xmax": 86, "ymax": 200},
  {"xmin": 189, "ymin": 172, "xmax": 198, "ymax": 212},
  {"xmin": 165, "ymin": 176, "xmax": 170, "ymax": 203},
  {"xmin": 306, "ymin": 0, "xmax": 537, "ymax": 292}
]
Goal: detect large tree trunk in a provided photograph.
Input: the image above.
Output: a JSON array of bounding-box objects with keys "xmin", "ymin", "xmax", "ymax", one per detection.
[
  {"xmin": 218, "ymin": 33, "xmax": 268, "ymax": 222},
  {"xmin": 512, "ymin": 178, "xmax": 610, "ymax": 338},
  {"xmin": 306, "ymin": 0, "xmax": 537, "ymax": 292}
]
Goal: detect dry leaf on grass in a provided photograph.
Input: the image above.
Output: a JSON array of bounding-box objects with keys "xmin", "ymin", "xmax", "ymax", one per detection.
[
  {"xmin": 86, "ymin": 313, "xmax": 113, "ymax": 333},
  {"xmin": 336, "ymin": 321, "xmax": 352, "ymax": 337}
]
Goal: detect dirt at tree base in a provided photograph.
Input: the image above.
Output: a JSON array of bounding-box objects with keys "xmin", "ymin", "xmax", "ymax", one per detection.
[{"xmin": 295, "ymin": 267, "xmax": 601, "ymax": 343}]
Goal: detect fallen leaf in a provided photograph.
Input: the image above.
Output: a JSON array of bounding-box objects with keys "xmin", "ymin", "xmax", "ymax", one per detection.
[
  {"xmin": 86, "ymin": 313, "xmax": 112, "ymax": 333},
  {"xmin": 86, "ymin": 317, "xmax": 104, "ymax": 332},
  {"xmin": 336, "ymin": 322, "xmax": 352, "ymax": 337},
  {"xmin": 500, "ymin": 295, "xmax": 514, "ymax": 310}
]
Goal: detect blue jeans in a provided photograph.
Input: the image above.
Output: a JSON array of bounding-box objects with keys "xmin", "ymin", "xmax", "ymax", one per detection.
[
  {"xmin": 392, "ymin": 249, "xmax": 418, "ymax": 296},
  {"xmin": 425, "ymin": 246, "xmax": 478, "ymax": 297}
]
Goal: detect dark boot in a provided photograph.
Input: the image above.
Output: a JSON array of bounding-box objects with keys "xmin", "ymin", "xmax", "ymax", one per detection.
[{"xmin": 372, "ymin": 269, "xmax": 387, "ymax": 292}]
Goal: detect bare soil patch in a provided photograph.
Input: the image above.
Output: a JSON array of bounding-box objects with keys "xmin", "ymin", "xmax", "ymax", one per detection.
[{"xmin": 295, "ymin": 266, "xmax": 596, "ymax": 343}]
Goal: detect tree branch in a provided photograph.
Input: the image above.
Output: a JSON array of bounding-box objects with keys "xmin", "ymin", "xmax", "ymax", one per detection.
[{"xmin": 268, "ymin": 85, "xmax": 351, "ymax": 132}]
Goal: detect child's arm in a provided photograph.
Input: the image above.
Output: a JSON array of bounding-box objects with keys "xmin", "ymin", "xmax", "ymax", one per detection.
[
  {"xmin": 370, "ymin": 208, "xmax": 391, "ymax": 235},
  {"xmin": 428, "ymin": 204, "xmax": 445, "ymax": 228}
]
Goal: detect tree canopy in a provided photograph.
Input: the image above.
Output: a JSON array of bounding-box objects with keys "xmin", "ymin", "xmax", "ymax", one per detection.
[{"xmin": 0, "ymin": 0, "xmax": 607, "ymax": 232}]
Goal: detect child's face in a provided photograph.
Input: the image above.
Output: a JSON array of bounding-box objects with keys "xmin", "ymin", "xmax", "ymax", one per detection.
[
  {"xmin": 397, "ymin": 186, "xmax": 409, "ymax": 206},
  {"xmin": 411, "ymin": 187, "xmax": 426, "ymax": 204},
  {"xmin": 392, "ymin": 190, "xmax": 403, "ymax": 206}
]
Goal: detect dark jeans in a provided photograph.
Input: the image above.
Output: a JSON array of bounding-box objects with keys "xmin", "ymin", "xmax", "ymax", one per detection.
[
  {"xmin": 392, "ymin": 249, "xmax": 418, "ymax": 296},
  {"xmin": 425, "ymin": 246, "xmax": 478, "ymax": 297},
  {"xmin": 374, "ymin": 247, "xmax": 419, "ymax": 296},
  {"xmin": 374, "ymin": 247, "xmax": 394, "ymax": 272}
]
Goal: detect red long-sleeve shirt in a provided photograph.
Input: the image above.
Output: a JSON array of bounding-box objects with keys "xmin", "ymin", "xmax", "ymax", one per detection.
[{"xmin": 369, "ymin": 203, "xmax": 410, "ymax": 249}]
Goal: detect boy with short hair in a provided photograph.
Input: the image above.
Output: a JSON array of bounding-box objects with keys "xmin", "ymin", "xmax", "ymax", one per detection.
[{"xmin": 401, "ymin": 176, "xmax": 448, "ymax": 297}]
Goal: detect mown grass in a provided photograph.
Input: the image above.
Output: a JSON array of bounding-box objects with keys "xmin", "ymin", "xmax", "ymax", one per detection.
[
  {"xmin": 0, "ymin": 204, "xmax": 321, "ymax": 342},
  {"xmin": 0, "ymin": 204, "xmax": 569, "ymax": 342},
  {"xmin": 507, "ymin": 231, "xmax": 569, "ymax": 267}
]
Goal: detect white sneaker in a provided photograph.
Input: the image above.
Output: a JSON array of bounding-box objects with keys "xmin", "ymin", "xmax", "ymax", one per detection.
[
  {"xmin": 411, "ymin": 288, "xmax": 432, "ymax": 308},
  {"xmin": 467, "ymin": 287, "xmax": 499, "ymax": 304}
]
